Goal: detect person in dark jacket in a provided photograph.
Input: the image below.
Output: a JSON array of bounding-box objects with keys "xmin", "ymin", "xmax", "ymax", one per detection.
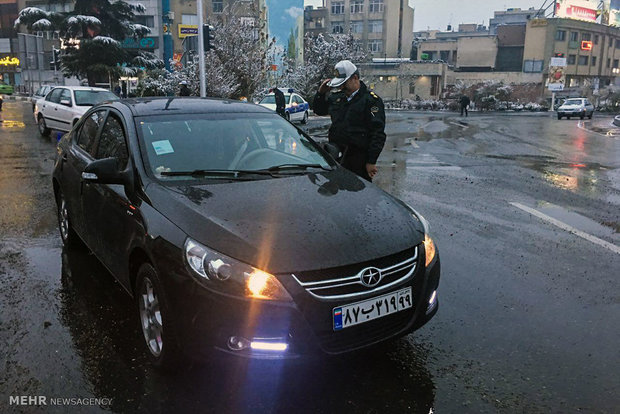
[
  {"xmin": 179, "ymin": 81, "xmax": 191, "ymax": 97},
  {"xmin": 313, "ymin": 60, "xmax": 386, "ymax": 181},
  {"xmin": 273, "ymin": 87, "xmax": 286, "ymax": 118},
  {"xmin": 460, "ymin": 95, "xmax": 471, "ymax": 117}
]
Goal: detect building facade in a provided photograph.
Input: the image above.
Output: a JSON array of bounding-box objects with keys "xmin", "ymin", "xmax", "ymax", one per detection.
[
  {"xmin": 360, "ymin": 60, "xmax": 446, "ymax": 100},
  {"xmin": 305, "ymin": 0, "xmax": 414, "ymax": 59},
  {"xmin": 0, "ymin": 0, "xmax": 19, "ymax": 87}
]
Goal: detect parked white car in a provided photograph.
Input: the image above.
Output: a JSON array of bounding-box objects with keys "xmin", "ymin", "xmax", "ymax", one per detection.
[
  {"xmin": 30, "ymin": 85, "xmax": 56, "ymax": 112},
  {"xmin": 557, "ymin": 98, "xmax": 594, "ymax": 120},
  {"xmin": 34, "ymin": 86, "xmax": 118, "ymax": 136},
  {"xmin": 258, "ymin": 89, "xmax": 310, "ymax": 124}
]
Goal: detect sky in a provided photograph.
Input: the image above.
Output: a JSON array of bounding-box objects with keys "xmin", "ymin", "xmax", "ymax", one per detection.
[
  {"xmin": 266, "ymin": 0, "xmax": 304, "ymax": 50},
  {"xmin": 303, "ymin": 0, "xmax": 544, "ymax": 31}
]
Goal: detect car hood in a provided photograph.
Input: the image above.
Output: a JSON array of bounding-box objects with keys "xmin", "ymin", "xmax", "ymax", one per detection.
[{"xmin": 145, "ymin": 168, "xmax": 424, "ymax": 274}]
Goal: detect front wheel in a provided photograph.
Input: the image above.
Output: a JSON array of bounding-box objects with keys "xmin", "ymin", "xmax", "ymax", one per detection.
[
  {"xmin": 557, "ymin": 114, "xmax": 562, "ymax": 120},
  {"xmin": 38, "ymin": 116, "xmax": 50, "ymax": 137},
  {"xmin": 285, "ymin": 112, "xmax": 290, "ymax": 122},
  {"xmin": 301, "ymin": 111, "xmax": 308, "ymax": 124},
  {"xmin": 136, "ymin": 263, "xmax": 184, "ymax": 370}
]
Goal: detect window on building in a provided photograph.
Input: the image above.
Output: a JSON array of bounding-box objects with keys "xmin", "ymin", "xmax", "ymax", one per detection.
[
  {"xmin": 567, "ymin": 54, "xmax": 576, "ymax": 64},
  {"xmin": 331, "ymin": 1, "xmax": 345, "ymax": 14},
  {"xmin": 616, "ymin": 39, "xmax": 620, "ymax": 48},
  {"xmin": 555, "ymin": 30, "xmax": 566, "ymax": 41},
  {"xmin": 212, "ymin": 0, "xmax": 223, "ymax": 13},
  {"xmin": 368, "ymin": 39, "xmax": 382, "ymax": 53},
  {"xmin": 570, "ymin": 32, "xmax": 579, "ymax": 41},
  {"xmin": 524, "ymin": 60, "xmax": 544, "ymax": 72},
  {"xmin": 607, "ymin": 58, "xmax": 611, "ymax": 68},
  {"xmin": 582, "ymin": 33, "xmax": 591, "ymax": 41},
  {"xmin": 409, "ymin": 82, "xmax": 416, "ymax": 94},
  {"xmin": 578, "ymin": 56, "xmax": 589, "ymax": 65},
  {"xmin": 182, "ymin": 14, "xmax": 198, "ymax": 25},
  {"xmin": 332, "ymin": 22, "xmax": 344, "ymax": 34},
  {"xmin": 350, "ymin": 21, "xmax": 363, "ymax": 33},
  {"xmin": 350, "ymin": 0, "xmax": 364, "ymax": 14},
  {"xmin": 430, "ymin": 76, "xmax": 439, "ymax": 96},
  {"xmin": 614, "ymin": 59, "xmax": 619, "ymax": 68},
  {"xmin": 440, "ymin": 50, "xmax": 450, "ymax": 61},
  {"xmin": 369, "ymin": 0, "xmax": 384, "ymax": 13},
  {"xmin": 594, "ymin": 34, "xmax": 599, "ymax": 45},
  {"xmin": 134, "ymin": 15, "xmax": 155, "ymax": 28},
  {"xmin": 591, "ymin": 56, "xmax": 597, "ymax": 66},
  {"xmin": 368, "ymin": 20, "xmax": 383, "ymax": 33}
]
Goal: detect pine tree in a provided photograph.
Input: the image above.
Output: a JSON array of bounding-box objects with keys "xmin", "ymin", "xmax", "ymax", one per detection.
[{"xmin": 15, "ymin": 1, "xmax": 162, "ymax": 86}]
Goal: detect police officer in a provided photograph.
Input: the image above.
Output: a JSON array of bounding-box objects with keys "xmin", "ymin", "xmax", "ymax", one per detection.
[
  {"xmin": 313, "ymin": 60, "xmax": 386, "ymax": 181},
  {"xmin": 273, "ymin": 87, "xmax": 286, "ymax": 118}
]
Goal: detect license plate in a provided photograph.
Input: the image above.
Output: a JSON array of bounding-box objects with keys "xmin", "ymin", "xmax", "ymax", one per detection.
[{"xmin": 333, "ymin": 287, "xmax": 413, "ymax": 331}]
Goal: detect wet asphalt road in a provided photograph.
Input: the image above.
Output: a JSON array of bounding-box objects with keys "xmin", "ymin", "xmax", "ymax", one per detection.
[{"xmin": 1, "ymin": 101, "xmax": 619, "ymax": 413}]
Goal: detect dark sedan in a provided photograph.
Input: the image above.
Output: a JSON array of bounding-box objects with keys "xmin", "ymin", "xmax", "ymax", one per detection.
[{"xmin": 52, "ymin": 97, "xmax": 440, "ymax": 368}]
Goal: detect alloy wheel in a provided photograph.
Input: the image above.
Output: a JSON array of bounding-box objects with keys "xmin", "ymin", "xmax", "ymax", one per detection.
[
  {"xmin": 139, "ymin": 277, "xmax": 164, "ymax": 356},
  {"xmin": 38, "ymin": 118, "xmax": 46, "ymax": 134},
  {"xmin": 58, "ymin": 196, "xmax": 69, "ymax": 242}
]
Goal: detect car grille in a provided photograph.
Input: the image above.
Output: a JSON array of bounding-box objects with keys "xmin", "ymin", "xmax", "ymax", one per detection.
[{"xmin": 292, "ymin": 246, "xmax": 419, "ymax": 300}]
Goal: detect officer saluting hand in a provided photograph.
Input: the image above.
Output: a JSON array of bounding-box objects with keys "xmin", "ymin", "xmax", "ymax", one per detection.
[{"xmin": 313, "ymin": 60, "xmax": 386, "ymax": 181}]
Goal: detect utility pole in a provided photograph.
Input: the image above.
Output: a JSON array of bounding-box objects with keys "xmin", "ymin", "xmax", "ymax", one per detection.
[{"xmin": 197, "ymin": 0, "xmax": 206, "ymax": 97}]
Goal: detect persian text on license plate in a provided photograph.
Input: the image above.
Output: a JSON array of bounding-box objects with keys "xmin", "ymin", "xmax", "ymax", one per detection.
[{"xmin": 333, "ymin": 287, "xmax": 412, "ymax": 331}]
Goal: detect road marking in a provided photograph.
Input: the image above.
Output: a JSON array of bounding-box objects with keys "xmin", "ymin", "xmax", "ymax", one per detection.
[
  {"xmin": 411, "ymin": 141, "xmax": 420, "ymax": 148},
  {"xmin": 449, "ymin": 121, "xmax": 469, "ymax": 130},
  {"xmin": 510, "ymin": 202, "xmax": 620, "ymax": 255}
]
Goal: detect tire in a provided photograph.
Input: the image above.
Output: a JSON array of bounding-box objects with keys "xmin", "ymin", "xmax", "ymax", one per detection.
[
  {"xmin": 588, "ymin": 113, "xmax": 593, "ymax": 119},
  {"xmin": 56, "ymin": 190, "xmax": 79, "ymax": 246},
  {"xmin": 557, "ymin": 114, "xmax": 562, "ymax": 120},
  {"xmin": 136, "ymin": 263, "xmax": 184, "ymax": 370},
  {"xmin": 301, "ymin": 111, "xmax": 308, "ymax": 124},
  {"xmin": 285, "ymin": 112, "xmax": 290, "ymax": 121},
  {"xmin": 580, "ymin": 114, "xmax": 585, "ymax": 120},
  {"xmin": 38, "ymin": 115, "xmax": 50, "ymax": 137}
]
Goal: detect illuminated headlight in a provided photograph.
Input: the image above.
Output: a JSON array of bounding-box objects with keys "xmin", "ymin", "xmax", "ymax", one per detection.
[
  {"xmin": 185, "ymin": 238, "xmax": 292, "ymax": 301},
  {"xmin": 406, "ymin": 206, "xmax": 437, "ymax": 267}
]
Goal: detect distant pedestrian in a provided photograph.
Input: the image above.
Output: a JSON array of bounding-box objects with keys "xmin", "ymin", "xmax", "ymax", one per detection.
[
  {"xmin": 0, "ymin": 95, "xmax": 3, "ymax": 112},
  {"xmin": 179, "ymin": 81, "xmax": 191, "ymax": 97},
  {"xmin": 460, "ymin": 95, "xmax": 471, "ymax": 117},
  {"xmin": 114, "ymin": 85, "xmax": 121, "ymax": 97},
  {"xmin": 273, "ymin": 87, "xmax": 286, "ymax": 118}
]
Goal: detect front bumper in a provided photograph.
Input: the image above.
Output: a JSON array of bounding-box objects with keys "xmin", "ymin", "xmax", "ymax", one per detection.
[{"xmin": 157, "ymin": 245, "xmax": 441, "ymax": 360}]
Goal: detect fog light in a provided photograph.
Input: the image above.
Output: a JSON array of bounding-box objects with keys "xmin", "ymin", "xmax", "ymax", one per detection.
[
  {"xmin": 427, "ymin": 290, "xmax": 437, "ymax": 313},
  {"xmin": 250, "ymin": 341, "xmax": 288, "ymax": 352},
  {"xmin": 228, "ymin": 336, "xmax": 251, "ymax": 351}
]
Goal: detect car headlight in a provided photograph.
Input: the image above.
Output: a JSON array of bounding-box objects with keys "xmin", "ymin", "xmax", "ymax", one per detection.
[
  {"xmin": 405, "ymin": 205, "xmax": 437, "ymax": 267},
  {"xmin": 185, "ymin": 238, "xmax": 292, "ymax": 301}
]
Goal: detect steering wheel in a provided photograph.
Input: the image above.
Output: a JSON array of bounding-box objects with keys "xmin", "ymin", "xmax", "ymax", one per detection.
[
  {"xmin": 227, "ymin": 141, "xmax": 248, "ymax": 170},
  {"xmin": 233, "ymin": 148, "xmax": 274, "ymax": 170}
]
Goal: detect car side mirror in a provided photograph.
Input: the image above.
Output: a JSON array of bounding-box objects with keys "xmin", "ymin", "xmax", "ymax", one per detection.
[
  {"xmin": 60, "ymin": 99, "xmax": 72, "ymax": 107},
  {"xmin": 82, "ymin": 157, "xmax": 127, "ymax": 185},
  {"xmin": 322, "ymin": 143, "xmax": 341, "ymax": 161}
]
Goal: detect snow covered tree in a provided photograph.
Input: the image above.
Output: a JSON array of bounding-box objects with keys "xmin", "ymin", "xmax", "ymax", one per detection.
[
  {"xmin": 279, "ymin": 32, "xmax": 368, "ymax": 103},
  {"xmin": 15, "ymin": 1, "xmax": 162, "ymax": 86}
]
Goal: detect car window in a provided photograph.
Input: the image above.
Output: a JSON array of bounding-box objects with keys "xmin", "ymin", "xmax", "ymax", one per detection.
[
  {"xmin": 564, "ymin": 99, "xmax": 582, "ymax": 105},
  {"xmin": 259, "ymin": 95, "xmax": 276, "ymax": 104},
  {"xmin": 60, "ymin": 89, "xmax": 72, "ymax": 104},
  {"xmin": 74, "ymin": 90, "xmax": 118, "ymax": 106},
  {"xmin": 96, "ymin": 115, "xmax": 129, "ymax": 169},
  {"xmin": 137, "ymin": 113, "xmax": 331, "ymax": 178},
  {"xmin": 47, "ymin": 88, "xmax": 63, "ymax": 103},
  {"xmin": 76, "ymin": 110, "xmax": 106, "ymax": 155},
  {"xmin": 293, "ymin": 95, "xmax": 304, "ymax": 104}
]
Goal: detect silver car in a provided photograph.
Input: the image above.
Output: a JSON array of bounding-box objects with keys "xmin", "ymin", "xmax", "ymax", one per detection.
[{"xmin": 557, "ymin": 98, "xmax": 594, "ymax": 120}]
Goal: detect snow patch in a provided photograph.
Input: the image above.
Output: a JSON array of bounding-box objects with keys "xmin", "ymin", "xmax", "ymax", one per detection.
[{"xmin": 92, "ymin": 36, "xmax": 120, "ymax": 46}]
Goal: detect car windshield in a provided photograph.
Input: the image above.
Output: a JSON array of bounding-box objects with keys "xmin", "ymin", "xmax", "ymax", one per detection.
[
  {"xmin": 259, "ymin": 94, "xmax": 291, "ymax": 104},
  {"xmin": 564, "ymin": 99, "xmax": 583, "ymax": 105},
  {"xmin": 137, "ymin": 112, "xmax": 332, "ymax": 180},
  {"xmin": 74, "ymin": 90, "xmax": 118, "ymax": 106}
]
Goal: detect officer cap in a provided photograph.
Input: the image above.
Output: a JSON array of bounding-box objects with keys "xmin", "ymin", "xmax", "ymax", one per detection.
[{"xmin": 327, "ymin": 60, "xmax": 359, "ymax": 88}]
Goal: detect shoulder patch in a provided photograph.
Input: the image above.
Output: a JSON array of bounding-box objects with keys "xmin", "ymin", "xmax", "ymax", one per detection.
[{"xmin": 370, "ymin": 92, "xmax": 379, "ymax": 99}]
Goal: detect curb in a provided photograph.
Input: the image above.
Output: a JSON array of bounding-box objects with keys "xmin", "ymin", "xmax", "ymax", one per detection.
[{"xmin": 0, "ymin": 95, "xmax": 29, "ymax": 101}]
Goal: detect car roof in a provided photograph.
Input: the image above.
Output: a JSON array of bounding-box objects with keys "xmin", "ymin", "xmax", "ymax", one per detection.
[
  {"xmin": 55, "ymin": 86, "xmax": 110, "ymax": 92},
  {"xmin": 116, "ymin": 97, "xmax": 275, "ymax": 117}
]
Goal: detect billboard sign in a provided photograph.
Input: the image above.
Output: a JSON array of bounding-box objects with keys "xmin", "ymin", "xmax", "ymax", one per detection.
[
  {"xmin": 555, "ymin": 0, "xmax": 598, "ymax": 22},
  {"xmin": 607, "ymin": 0, "xmax": 620, "ymax": 26},
  {"xmin": 548, "ymin": 57, "xmax": 567, "ymax": 91}
]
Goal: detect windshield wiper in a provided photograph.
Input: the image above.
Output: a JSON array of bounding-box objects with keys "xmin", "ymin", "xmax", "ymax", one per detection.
[
  {"xmin": 265, "ymin": 163, "xmax": 332, "ymax": 172},
  {"xmin": 160, "ymin": 169, "xmax": 275, "ymax": 178}
]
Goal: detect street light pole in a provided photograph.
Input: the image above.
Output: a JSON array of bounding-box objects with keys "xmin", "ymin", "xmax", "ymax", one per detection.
[{"xmin": 197, "ymin": 0, "xmax": 206, "ymax": 97}]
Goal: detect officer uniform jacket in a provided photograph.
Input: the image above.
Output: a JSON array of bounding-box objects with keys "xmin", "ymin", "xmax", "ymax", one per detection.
[{"xmin": 313, "ymin": 81, "xmax": 386, "ymax": 165}]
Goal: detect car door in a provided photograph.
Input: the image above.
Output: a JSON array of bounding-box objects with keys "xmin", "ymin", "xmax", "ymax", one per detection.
[
  {"xmin": 55, "ymin": 88, "xmax": 74, "ymax": 132},
  {"xmin": 86, "ymin": 110, "xmax": 139, "ymax": 284},
  {"xmin": 59, "ymin": 109, "xmax": 107, "ymax": 247},
  {"xmin": 41, "ymin": 88, "xmax": 63, "ymax": 130}
]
